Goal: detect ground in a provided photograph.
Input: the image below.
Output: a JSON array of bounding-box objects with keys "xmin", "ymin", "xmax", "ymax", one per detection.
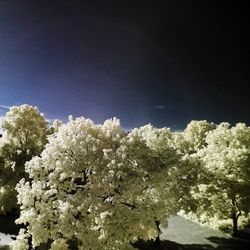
[
  {"xmin": 0, "ymin": 215, "xmax": 19, "ymax": 249},
  {"xmin": 161, "ymin": 215, "xmax": 229, "ymax": 246},
  {"xmin": 1, "ymin": 215, "xmax": 250, "ymax": 249}
]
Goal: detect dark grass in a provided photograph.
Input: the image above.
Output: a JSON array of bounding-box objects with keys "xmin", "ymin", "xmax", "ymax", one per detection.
[
  {"xmin": 133, "ymin": 233, "xmax": 250, "ymax": 250},
  {"xmin": 133, "ymin": 239, "xmax": 213, "ymax": 249},
  {"xmin": 0, "ymin": 246, "xmax": 10, "ymax": 250}
]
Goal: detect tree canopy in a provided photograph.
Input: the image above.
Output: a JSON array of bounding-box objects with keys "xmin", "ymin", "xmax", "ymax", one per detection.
[
  {"xmin": 193, "ymin": 123, "xmax": 250, "ymax": 234},
  {"xmin": 0, "ymin": 104, "xmax": 249, "ymax": 248},
  {"xmin": 13, "ymin": 118, "xmax": 182, "ymax": 249},
  {"xmin": 0, "ymin": 104, "xmax": 48, "ymax": 214}
]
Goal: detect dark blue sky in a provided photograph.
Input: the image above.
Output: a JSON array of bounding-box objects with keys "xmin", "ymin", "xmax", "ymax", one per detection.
[{"xmin": 0, "ymin": 1, "xmax": 249, "ymax": 130}]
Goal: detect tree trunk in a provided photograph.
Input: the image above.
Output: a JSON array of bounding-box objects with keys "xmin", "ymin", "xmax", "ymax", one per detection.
[
  {"xmin": 231, "ymin": 198, "xmax": 241, "ymax": 236},
  {"xmin": 232, "ymin": 212, "xmax": 238, "ymax": 236},
  {"xmin": 154, "ymin": 220, "xmax": 161, "ymax": 246}
]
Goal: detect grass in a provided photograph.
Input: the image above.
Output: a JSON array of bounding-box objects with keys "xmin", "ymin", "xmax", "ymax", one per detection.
[{"xmin": 0, "ymin": 246, "xmax": 10, "ymax": 250}]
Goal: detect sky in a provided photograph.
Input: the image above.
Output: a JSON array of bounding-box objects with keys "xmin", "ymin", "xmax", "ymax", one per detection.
[{"xmin": 0, "ymin": 1, "xmax": 249, "ymax": 130}]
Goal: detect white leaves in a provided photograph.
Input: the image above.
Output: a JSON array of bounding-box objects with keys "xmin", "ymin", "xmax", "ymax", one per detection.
[
  {"xmin": 10, "ymin": 229, "xmax": 30, "ymax": 250},
  {"xmin": 13, "ymin": 116, "xmax": 182, "ymax": 249},
  {"xmin": 186, "ymin": 122, "xmax": 250, "ymax": 229},
  {"xmin": 0, "ymin": 105, "xmax": 48, "ymax": 213},
  {"xmin": 50, "ymin": 238, "xmax": 69, "ymax": 250}
]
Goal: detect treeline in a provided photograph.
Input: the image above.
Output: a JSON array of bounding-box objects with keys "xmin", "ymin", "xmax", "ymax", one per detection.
[{"xmin": 0, "ymin": 105, "xmax": 249, "ymax": 250}]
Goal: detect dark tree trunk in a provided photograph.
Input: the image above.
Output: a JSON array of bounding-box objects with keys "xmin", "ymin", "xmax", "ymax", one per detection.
[
  {"xmin": 154, "ymin": 220, "xmax": 161, "ymax": 246},
  {"xmin": 231, "ymin": 198, "xmax": 241, "ymax": 236},
  {"xmin": 232, "ymin": 212, "xmax": 238, "ymax": 236}
]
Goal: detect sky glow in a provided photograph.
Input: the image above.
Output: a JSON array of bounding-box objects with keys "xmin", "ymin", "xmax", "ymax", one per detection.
[{"xmin": 0, "ymin": 2, "xmax": 249, "ymax": 130}]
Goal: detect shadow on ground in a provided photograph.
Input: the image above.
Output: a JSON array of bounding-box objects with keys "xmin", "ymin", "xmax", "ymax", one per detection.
[
  {"xmin": 133, "ymin": 239, "xmax": 213, "ymax": 250},
  {"xmin": 0, "ymin": 215, "xmax": 20, "ymax": 235},
  {"xmin": 206, "ymin": 235, "xmax": 250, "ymax": 250},
  {"xmin": 134, "ymin": 236, "xmax": 250, "ymax": 250},
  {"xmin": 0, "ymin": 214, "xmax": 19, "ymax": 249}
]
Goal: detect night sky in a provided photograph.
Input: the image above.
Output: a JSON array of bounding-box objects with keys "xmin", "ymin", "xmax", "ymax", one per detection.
[{"xmin": 0, "ymin": 1, "xmax": 249, "ymax": 130}]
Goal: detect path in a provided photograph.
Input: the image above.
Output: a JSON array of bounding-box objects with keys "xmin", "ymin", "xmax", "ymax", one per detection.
[
  {"xmin": 159, "ymin": 215, "xmax": 250, "ymax": 250},
  {"xmin": 161, "ymin": 215, "xmax": 229, "ymax": 247}
]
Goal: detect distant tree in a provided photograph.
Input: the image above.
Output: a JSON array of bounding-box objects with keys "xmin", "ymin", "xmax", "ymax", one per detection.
[
  {"xmin": 0, "ymin": 104, "xmax": 48, "ymax": 214},
  {"xmin": 173, "ymin": 120, "xmax": 216, "ymax": 155},
  {"xmin": 172, "ymin": 120, "xmax": 216, "ymax": 213},
  {"xmin": 46, "ymin": 119, "xmax": 64, "ymax": 135},
  {"xmin": 13, "ymin": 119, "xmax": 182, "ymax": 249},
  {"xmin": 193, "ymin": 123, "xmax": 250, "ymax": 235},
  {"xmin": 52, "ymin": 119, "xmax": 63, "ymax": 132}
]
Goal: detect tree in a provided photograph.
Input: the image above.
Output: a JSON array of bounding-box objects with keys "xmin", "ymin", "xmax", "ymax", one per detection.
[
  {"xmin": 0, "ymin": 104, "xmax": 48, "ymax": 214},
  {"xmin": 13, "ymin": 119, "xmax": 182, "ymax": 249},
  {"xmin": 193, "ymin": 123, "xmax": 250, "ymax": 235},
  {"xmin": 173, "ymin": 120, "xmax": 216, "ymax": 155},
  {"xmin": 46, "ymin": 119, "xmax": 64, "ymax": 135},
  {"xmin": 125, "ymin": 124, "xmax": 183, "ymax": 245},
  {"xmin": 172, "ymin": 120, "xmax": 216, "ymax": 213}
]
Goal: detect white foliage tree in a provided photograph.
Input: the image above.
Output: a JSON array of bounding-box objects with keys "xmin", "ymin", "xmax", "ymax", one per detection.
[
  {"xmin": 193, "ymin": 122, "xmax": 250, "ymax": 234},
  {"xmin": 0, "ymin": 104, "xmax": 48, "ymax": 214},
  {"xmin": 173, "ymin": 120, "xmax": 216, "ymax": 155},
  {"xmin": 124, "ymin": 125, "xmax": 183, "ymax": 244},
  {"xmin": 172, "ymin": 120, "xmax": 216, "ymax": 213},
  {"xmin": 13, "ymin": 119, "xmax": 182, "ymax": 249}
]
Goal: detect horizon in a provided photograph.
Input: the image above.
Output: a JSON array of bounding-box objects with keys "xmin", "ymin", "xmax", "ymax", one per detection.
[{"xmin": 1, "ymin": 103, "xmax": 250, "ymax": 136}]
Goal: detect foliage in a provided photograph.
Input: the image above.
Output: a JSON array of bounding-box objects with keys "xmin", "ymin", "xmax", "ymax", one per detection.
[
  {"xmin": 46, "ymin": 119, "xmax": 64, "ymax": 135},
  {"xmin": 12, "ymin": 119, "xmax": 182, "ymax": 249},
  {"xmin": 172, "ymin": 120, "xmax": 216, "ymax": 212},
  {"xmin": 0, "ymin": 105, "xmax": 48, "ymax": 214},
  {"xmin": 2, "ymin": 108, "xmax": 248, "ymax": 247},
  {"xmin": 173, "ymin": 120, "xmax": 216, "ymax": 155},
  {"xmin": 192, "ymin": 123, "xmax": 250, "ymax": 234}
]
